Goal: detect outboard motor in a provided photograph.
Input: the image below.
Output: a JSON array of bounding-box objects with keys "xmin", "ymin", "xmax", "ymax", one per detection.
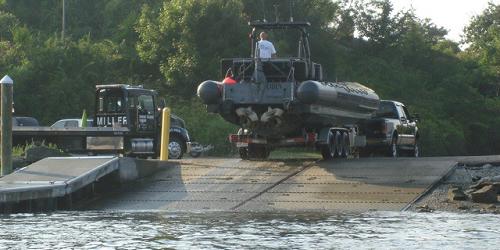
[
  {"xmin": 261, "ymin": 107, "xmax": 284, "ymax": 128},
  {"xmin": 235, "ymin": 107, "xmax": 259, "ymax": 128}
]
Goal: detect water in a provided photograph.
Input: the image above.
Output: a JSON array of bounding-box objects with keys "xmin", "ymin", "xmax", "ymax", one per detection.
[{"xmin": 1, "ymin": 211, "xmax": 499, "ymax": 249}]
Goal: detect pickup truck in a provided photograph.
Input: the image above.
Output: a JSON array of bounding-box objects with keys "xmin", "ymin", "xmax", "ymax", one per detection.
[{"xmin": 360, "ymin": 100, "xmax": 420, "ymax": 157}]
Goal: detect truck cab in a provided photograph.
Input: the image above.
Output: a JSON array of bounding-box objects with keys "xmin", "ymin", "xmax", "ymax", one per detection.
[{"xmin": 93, "ymin": 84, "xmax": 192, "ymax": 159}]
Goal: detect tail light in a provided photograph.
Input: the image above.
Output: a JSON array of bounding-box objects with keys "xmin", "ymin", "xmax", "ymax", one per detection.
[
  {"xmin": 381, "ymin": 123, "xmax": 388, "ymax": 134},
  {"xmin": 229, "ymin": 134, "xmax": 239, "ymax": 143}
]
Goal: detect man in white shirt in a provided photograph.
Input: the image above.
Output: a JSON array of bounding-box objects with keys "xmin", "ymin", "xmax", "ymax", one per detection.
[{"xmin": 257, "ymin": 32, "xmax": 277, "ymax": 59}]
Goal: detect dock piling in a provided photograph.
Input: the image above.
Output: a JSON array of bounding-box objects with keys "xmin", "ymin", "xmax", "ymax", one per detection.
[{"xmin": 0, "ymin": 75, "xmax": 13, "ymax": 176}]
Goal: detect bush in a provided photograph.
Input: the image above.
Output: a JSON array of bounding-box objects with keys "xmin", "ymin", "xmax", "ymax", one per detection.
[{"xmin": 168, "ymin": 97, "xmax": 237, "ymax": 156}]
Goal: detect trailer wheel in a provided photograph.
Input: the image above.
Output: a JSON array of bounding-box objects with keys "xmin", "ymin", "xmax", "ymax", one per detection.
[
  {"xmin": 358, "ymin": 148, "xmax": 371, "ymax": 157},
  {"xmin": 248, "ymin": 144, "xmax": 269, "ymax": 159},
  {"xmin": 321, "ymin": 131, "xmax": 335, "ymax": 160},
  {"xmin": 334, "ymin": 131, "xmax": 342, "ymax": 157},
  {"xmin": 341, "ymin": 132, "xmax": 350, "ymax": 158},
  {"xmin": 168, "ymin": 135, "xmax": 185, "ymax": 159},
  {"xmin": 239, "ymin": 147, "xmax": 249, "ymax": 160}
]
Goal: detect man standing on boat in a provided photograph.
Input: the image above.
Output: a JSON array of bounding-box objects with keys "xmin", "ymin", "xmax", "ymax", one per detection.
[{"xmin": 257, "ymin": 31, "xmax": 277, "ymax": 59}]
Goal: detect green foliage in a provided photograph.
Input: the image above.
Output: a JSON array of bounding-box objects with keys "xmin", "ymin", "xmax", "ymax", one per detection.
[
  {"xmin": 167, "ymin": 97, "xmax": 237, "ymax": 155},
  {"xmin": 12, "ymin": 145, "xmax": 24, "ymax": 157},
  {"xmin": 0, "ymin": 0, "xmax": 498, "ymax": 156},
  {"xmin": 1, "ymin": 34, "xmax": 127, "ymax": 124},
  {"xmin": 463, "ymin": 3, "xmax": 500, "ymax": 97},
  {"xmin": 12, "ymin": 140, "xmax": 65, "ymax": 157},
  {"xmin": 136, "ymin": 0, "xmax": 248, "ymax": 97},
  {"xmin": 0, "ymin": 10, "xmax": 19, "ymax": 40},
  {"xmin": 81, "ymin": 109, "xmax": 88, "ymax": 127}
]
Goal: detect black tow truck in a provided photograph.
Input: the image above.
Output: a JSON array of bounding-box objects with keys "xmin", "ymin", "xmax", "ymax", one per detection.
[
  {"xmin": 360, "ymin": 100, "xmax": 420, "ymax": 157},
  {"xmin": 13, "ymin": 84, "xmax": 194, "ymax": 159}
]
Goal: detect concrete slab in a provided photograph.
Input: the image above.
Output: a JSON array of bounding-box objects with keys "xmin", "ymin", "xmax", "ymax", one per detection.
[
  {"xmin": 90, "ymin": 156, "xmax": 486, "ymax": 213},
  {"xmin": 238, "ymin": 158, "xmax": 455, "ymax": 212}
]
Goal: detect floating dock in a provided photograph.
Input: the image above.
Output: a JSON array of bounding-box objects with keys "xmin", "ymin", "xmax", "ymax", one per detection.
[{"xmin": 0, "ymin": 156, "xmax": 162, "ymax": 213}]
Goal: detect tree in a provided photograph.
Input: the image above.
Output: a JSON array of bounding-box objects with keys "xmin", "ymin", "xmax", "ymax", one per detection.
[
  {"xmin": 0, "ymin": 10, "xmax": 18, "ymax": 40},
  {"xmin": 0, "ymin": 0, "xmax": 499, "ymax": 156},
  {"xmin": 136, "ymin": 0, "xmax": 248, "ymax": 97},
  {"xmin": 354, "ymin": 0, "xmax": 401, "ymax": 48},
  {"xmin": 463, "ymin": 3, "xmax": 500, "ymax": 97}
]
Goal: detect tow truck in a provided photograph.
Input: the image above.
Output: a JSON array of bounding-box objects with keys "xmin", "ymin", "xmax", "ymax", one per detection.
[{"xmin": 13, "ymin": 84, "xmax": 194, "ymax": 159}]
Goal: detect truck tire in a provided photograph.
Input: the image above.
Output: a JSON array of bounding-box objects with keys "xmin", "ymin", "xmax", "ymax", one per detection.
[
  {"xmin": 388, "ymin": 138, "xmax": 398, "ymax": 158},
  {"xmin": 168, "ymin": 135, "xmax": 185, "ymax": 159},
  {"xmin": 412, "ymin": 140, "xmax": 420, "ymax": 157}
]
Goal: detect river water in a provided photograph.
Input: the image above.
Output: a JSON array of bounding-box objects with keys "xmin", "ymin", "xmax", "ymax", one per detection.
[{"xmin": 1, "ymin": 211, "xmax": 499, "ymax": 249}]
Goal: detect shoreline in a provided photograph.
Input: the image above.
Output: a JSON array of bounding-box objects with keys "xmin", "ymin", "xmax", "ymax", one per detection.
[{"xmin": 409, "ymin": 163, "xmax": 500, "ymax": 213}]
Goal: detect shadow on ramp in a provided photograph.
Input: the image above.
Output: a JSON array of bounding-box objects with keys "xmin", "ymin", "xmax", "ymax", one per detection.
[
  {"xmin": 86, "ymin": 160, "xmax": 187, "ymax": 211},
  {"xmin": 87, "ymin": 158, "xmax": 314, "ymax": 212},
  {"xmin": 235, "ymin": 157, "xmax": 457, "ymax": 212}
]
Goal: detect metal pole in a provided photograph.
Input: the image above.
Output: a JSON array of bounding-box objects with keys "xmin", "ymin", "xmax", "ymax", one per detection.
[
  {"xmin": 1, "ymin": 75, "xmax": 13, "ymax": 176},
  {"xmin": 160, "ymin": 107, "xmax": 171, "ymax": 160},
  {"xmin": 62, "ymin": 0, "xmax": 65, "ymax": 40}
]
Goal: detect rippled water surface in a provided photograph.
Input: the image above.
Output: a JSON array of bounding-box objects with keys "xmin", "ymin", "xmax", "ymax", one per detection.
[{"xmin": 1, "ymin": 211, "xmax": 500, "ymax": 249}]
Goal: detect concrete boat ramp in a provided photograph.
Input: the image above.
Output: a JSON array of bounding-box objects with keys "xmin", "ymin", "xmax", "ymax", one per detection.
[{"xmin": 1, "ymin": 156, "xmax": 500, "ymax": 213}]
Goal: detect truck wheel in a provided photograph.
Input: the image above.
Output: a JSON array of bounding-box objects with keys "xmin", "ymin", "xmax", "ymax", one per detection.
[
  {"xmin": 321, "ymin": 131, "xmax": 335, "ymax": 160},
  {"xmin": 388, "ymin": 138, "xmax": 398, "ymax": 158},
  {"xmin": 168, "ymin": 135, "xmax": 185, "ymax": 159},
  {"xmin": 413, "ymin": 141, "xmax": 420, "ymax": 157},
  {"xmin": 341, "ymin": 132, "xmax": 350, "ymax": 158}
]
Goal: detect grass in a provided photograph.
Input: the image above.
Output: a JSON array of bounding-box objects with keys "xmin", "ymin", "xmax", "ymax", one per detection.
[
  {"xmin": 11, "ymin": 141, "xmax": 64, "ymax": 158},
  {"xmin": 269, "ymin": 148, "xmax": 322, "ymax": 160},
  {"xmin": 12, "ymin": 145, "xmax": 25, "ymax": 157}
]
